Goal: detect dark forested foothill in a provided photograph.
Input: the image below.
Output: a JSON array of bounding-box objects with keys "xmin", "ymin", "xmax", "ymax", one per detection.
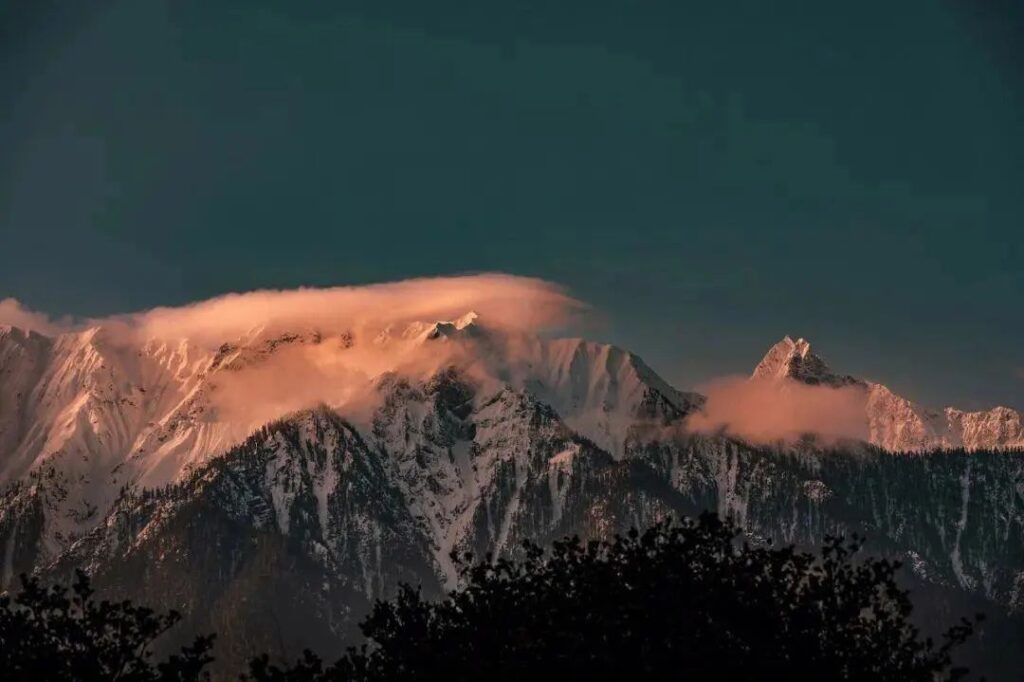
[{"xmin": 0, "ymin": 515, "xmax": 987, "ymax": 681}]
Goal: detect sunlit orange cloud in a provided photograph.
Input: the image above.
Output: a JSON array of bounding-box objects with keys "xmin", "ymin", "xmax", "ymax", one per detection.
[
  {"xmin": 2, "ymin": 275, "xmax": 583, "ymax": 343},
  {"xmin": 99, "ymin": 274, "xmax": 583, "ymax": 347},
  {"xmin": 686, "ymin": 375, "xmax": 870, "ymax": 444}
]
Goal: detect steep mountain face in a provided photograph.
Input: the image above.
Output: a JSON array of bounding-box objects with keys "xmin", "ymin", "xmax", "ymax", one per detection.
[
  {"xmin": 0, "ymin": 325, "xmax": 332, "ymax": 582},
  {"xmin": 753, "ymin": 336, "xmax": 1024, "ymax": 451},
  {"xmin": 45, "ymin": 408, "xmax": 435, "ymax": 667},
  {"xmin": 0, "ymin": 325, "xmax": 215, "ymax": 582},
  {"xmin": 501, "ymin": 335, "xmax": 704, "ymax": 456}
]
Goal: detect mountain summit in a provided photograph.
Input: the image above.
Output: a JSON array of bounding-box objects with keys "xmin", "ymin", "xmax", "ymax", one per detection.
[{"xmin": 751, "ymin": 336, "xmax": 863, "ymax": 388}]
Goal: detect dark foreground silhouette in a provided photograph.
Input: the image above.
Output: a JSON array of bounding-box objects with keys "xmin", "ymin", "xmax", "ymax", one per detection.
[
  {"xmin": 0, "ymin": 514, "xmax": 978, "ymax": 681},
  {"xmin": 0, "ymin": 569, "xmax": 214, "ymax": 680}
]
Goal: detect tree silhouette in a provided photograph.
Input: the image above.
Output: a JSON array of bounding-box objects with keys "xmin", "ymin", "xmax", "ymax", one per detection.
[
  {"xmin": 0, "ymin": 570, "xmax": 214, "ymax": 681},
  {"xmin": 248, "ymin": 513, "xmax": 979, "ymax": 682}
]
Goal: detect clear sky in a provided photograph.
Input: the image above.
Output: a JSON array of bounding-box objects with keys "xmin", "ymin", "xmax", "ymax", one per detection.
[{"xmin": 1, "ymin": 0, "xmax": 1022, "ymax": 410}]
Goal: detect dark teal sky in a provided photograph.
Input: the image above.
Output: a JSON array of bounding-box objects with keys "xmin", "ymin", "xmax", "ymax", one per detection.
[{"xmin": 1, "ymin": 0, "xmax": 1022, "ymax": 409}]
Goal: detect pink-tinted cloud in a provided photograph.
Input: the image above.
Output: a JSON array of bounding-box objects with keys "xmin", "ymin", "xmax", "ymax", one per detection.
[
  {"xmin": 686, "ymin": 375, "xmax": 870, "ymax": 444},
  {"xmin": 0, "ymin": 298, "xmax": 66, "ymax": 336},
  {"xmin": 105, "ymin": 274, "xmax": 582, "ymax": 347}
]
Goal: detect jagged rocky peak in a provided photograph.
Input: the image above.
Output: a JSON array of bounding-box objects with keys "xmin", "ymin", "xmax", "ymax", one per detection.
[
  {"xmin": 751, "ymin": 336, "xmax": 863, "ymax": 388},
  {"xmin": 423, "ymin": 310, "xmax": 482, "ymax": 341},
  {"xmin": 373, "ymin": 310, "xmax": 483, "ymax": 347}
]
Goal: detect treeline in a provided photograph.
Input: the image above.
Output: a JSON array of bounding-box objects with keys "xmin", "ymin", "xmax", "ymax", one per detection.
[{"xmin": 0, "ymin": 514, "xmax": 980, "ymax": 681}]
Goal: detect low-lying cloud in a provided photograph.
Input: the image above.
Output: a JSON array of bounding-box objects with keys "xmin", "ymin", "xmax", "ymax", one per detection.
[{"xmin": 686, "ymin": 376, "xmax": 870, "ymax": 444}]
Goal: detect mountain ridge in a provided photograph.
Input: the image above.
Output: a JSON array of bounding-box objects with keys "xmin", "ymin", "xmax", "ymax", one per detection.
[{"xmin": 752, "ymin": 334, "xmax": 1024, "ymax": 451}]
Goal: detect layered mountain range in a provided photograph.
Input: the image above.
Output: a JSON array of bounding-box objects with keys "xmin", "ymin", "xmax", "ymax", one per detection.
[{"xmin": 0, "ymin": 318, "xmax": 1022, "ymax": 673}]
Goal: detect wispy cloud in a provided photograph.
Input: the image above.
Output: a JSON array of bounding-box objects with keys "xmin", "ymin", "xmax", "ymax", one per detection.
[{"xmin": 2, "ymin": 274, "xmax": 583, "ymax": 345}]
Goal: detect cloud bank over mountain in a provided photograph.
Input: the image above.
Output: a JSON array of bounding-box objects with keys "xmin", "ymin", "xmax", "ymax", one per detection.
[
  {"xmin": 110, "ymin": 274, "xmax": 583, "ymax": 347},
  {"xmin": 0, "ymin": 274, "xmax": 587, "ymax": 441},
  {"xmin": 1, "ymin": 274, "xmax": 579, "ymax": 345}
]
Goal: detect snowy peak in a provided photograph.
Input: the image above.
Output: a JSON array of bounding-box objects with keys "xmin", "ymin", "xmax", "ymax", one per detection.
[
  {"xmin": 423, "ymin": 311, "xmax": 483, "ymax": 341},
  {"xmin": 452, "ymin": 311, "xmax": 479, "ymax": 329},
  {"xmin": 749, "ymin": 336, "xmax": 1024, "ymax": 452},
  {"xmin": 751, "ymin": 336, "xmax": 863, "ymax": 388},
  {"xmin": 373, "ymin": 311, "xmax": 482, "ymax": 347}
]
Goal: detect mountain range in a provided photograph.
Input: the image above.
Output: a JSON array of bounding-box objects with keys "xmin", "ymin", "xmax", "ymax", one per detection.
[{"xmin": 0, "ymin": 316, "xmax": 1022, "ymax": 674}]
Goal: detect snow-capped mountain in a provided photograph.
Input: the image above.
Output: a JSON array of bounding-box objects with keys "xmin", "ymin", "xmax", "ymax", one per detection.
[
  {"xmin": 0, "ymin": 315, "xmax": 698, "ymax": 585},
  {"xmin": 1, "ymin": 319, "xmax": 1022, "ymax": 675},
  {"xmin": 752, "ymin": 336, "xmax": 1024, "ymax": 451}
]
